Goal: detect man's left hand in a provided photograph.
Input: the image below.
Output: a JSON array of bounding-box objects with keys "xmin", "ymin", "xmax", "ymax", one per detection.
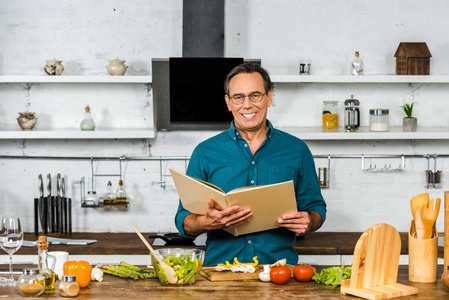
[{"xmin": 277, "ymin": 211, "xmax": 322, "ymax": 234}]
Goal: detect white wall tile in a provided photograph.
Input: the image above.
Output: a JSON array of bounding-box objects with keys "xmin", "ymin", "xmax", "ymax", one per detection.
[{"xmin": 1, "ymin": 1, "xmax": 449, "ymax": 235}]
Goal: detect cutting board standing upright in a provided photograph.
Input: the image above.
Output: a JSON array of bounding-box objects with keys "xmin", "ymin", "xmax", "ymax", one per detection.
[{"xmin": 340, "ymin": 223, "xmax": 418, "ymax": 300}]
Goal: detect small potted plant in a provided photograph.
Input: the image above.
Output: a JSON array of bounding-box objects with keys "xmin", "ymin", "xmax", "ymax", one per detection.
[{"xmin": 401, "ymin": 101, "xmax": 417, "ymax": 132}]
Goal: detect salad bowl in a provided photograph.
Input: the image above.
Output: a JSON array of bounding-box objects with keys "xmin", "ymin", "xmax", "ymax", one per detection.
[{"xmin": 151, "ymin": 248, "xmax": 205, "ymax": 285}]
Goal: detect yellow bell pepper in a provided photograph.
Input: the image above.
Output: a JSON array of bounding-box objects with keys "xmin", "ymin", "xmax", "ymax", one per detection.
[
  {"xmin": 233, "ymin": 256, "xmax": 258, "ymax": 267},
  {"xmin": 217, "ymin": 256, "xmax": 259, "ymax": 269}
]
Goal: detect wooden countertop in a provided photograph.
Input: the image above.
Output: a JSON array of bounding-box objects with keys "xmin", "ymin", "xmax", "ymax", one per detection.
[
  {"xmin": 1, "ymin": 265, "xmax": 447, "ymax": 299},
  {"xmin": 16, "ymin": 232, "xmax": 444, "ymax": 257}
]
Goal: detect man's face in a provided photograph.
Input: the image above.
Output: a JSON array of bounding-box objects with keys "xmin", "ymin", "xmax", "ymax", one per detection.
[{"xmin": 225, "ymin": 72, "xmax": 272, "ymax": 133}]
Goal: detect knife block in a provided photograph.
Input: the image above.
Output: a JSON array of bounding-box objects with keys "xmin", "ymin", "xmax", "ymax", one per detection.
[{"xmin": 408, "ymin": 219, "xmax": 438, "ymax": 283}]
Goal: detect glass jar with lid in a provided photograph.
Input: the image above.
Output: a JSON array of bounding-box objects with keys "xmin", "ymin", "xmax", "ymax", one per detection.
[
  {"xmin": 344, "ymin": 95, "xmax": 360, "ymax": 131},
  {"xmin": 322, "ymin": 101, "xmax": 339, "ymax": 130},
  {"xmin": 369, "ymin": 109, "xmax": 389, "ymax": 131},
  {"xmin": 59, "ymin": 275, "xmax": 80, "ymax": 297},
  {"xmin": 18, "ymin": 268, "xmax": 46, "ymax": 297}
]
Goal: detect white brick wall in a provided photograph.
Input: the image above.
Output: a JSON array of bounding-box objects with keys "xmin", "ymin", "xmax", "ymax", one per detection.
[{"xmin": 1, "ymin": 0, "xmax": 449, "ymax": 234}]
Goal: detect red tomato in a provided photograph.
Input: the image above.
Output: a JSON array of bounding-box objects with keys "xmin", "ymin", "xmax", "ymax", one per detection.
[
  {"xmin": 270, "ymin": 266, "xmax": 291, "ymax": 285},
  {"xmin": 293, "ymin": 264, "xmax": 314, "ymax": 282}
]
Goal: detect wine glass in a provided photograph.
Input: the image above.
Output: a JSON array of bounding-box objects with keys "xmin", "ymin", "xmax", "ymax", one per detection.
[{"xmin": 0, "ymin": 217, "xmax": 23, "ymax": 286}]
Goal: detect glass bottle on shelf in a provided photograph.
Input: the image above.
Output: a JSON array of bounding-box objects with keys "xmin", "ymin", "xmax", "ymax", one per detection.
[
  {"xmin": 115, "ymin": 180, "xmax": 128, "ymax": 206},
  {"xmin": 37, "ymin": 236, "xmax": 56, "ymax": 290},
  {"xmin": 350, "ymin": 51, "xmax": 364, "ymax": 76},
  {"xmin": 103, "ymin": 181, "xmax": 115, "ymax": 205},
  {"xmin": 80, "ymin": 105, "xmax": 95, "ymax": 131}
]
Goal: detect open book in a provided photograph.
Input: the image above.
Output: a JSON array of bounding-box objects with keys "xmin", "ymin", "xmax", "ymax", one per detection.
[{"xmin": 169, "ymin": 168, "xmax": 297, "ymax": 236}]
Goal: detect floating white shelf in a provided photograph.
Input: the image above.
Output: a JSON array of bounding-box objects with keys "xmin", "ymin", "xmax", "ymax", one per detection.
[
  {"xmin": 3, "ymin": 75, "xmax": 449, "ymax": 84},
  {"xmin": 0, "ymin": 129, "xmax": 157, "ymax": 139},
  {"xmin": 279, "ymin": 126, "xmax": 449, "ymax": 140},
  {"xmin": 0, "ymin": 75, "xmax": 152, "ymax": 83},
  {"xmin": 271, "ymin": 75, "xmax": 449, "ymax": 84}
]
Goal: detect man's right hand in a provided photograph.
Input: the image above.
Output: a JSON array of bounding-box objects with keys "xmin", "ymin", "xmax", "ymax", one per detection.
[{"xmin": 183, "ymin": 199, "xmax": 253, "ymax": 236}]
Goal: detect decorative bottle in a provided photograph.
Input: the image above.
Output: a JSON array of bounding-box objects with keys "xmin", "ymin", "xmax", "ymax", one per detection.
[
  {"xmin": 38, "ymin": 236, "xmax": 56, "ymax": 290},
  {"xmin": 350, "ymin": 51, "xmax": 364, "ymax": 76},
  {"xmin": 115, "ymin": 180, "xmax": 128, "ymax": 206},
  {"xmin": 80, "ymin": 105, "xmax": 95, "ymax": 131}
]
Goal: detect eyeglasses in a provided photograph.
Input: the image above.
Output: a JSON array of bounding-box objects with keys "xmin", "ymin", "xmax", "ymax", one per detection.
[{"xmin": 228, "ymin": 92, "xmax": 266, "ymax": 105}]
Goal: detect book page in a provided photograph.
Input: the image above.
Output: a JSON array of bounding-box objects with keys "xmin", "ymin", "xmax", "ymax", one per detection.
[
  {"xmin": 228, "ymin": 181, "xmax": 288, "ymax": 194},
  {"xmin": 227, "ymin": 181, "xmax": 297, "ymax": 236},
  {"xmin": 169, "ymin": 168, "xmax": 229, "ymax": 213}
]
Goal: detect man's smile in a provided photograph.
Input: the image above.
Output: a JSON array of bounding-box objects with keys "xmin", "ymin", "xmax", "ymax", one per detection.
[{"xmin": 241, "ymin": 112, "xmax": 256, "ymax": 119}]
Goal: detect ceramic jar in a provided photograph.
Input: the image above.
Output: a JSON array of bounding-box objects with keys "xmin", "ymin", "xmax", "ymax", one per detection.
[
  {"xmin": 107, "ymin": 58, "xmax": 128, "ymax": 76},
  {"xmin": 45, "ymin": 59, "xmax": 64, "ymax": 75},
  {"xmin": 17, "ymin": 112, "xmax": 38, "ymax": 130}
]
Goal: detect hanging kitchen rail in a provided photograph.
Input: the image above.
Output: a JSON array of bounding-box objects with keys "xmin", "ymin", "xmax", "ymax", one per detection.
[
  {"xmin": 1, "ymin": 153, "xmax": 448, "ymax": 191},
  {"xmin": 361, "ymin": 155, "xmax": 405, "ymax": 173}
]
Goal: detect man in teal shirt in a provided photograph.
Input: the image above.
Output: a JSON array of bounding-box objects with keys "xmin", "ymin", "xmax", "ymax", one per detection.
[{"xmin": 175, "ymin": 63, "xmax": 326, "ymax": 266}]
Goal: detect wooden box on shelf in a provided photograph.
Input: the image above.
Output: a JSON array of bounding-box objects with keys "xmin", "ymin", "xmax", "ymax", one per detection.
[{"xmin": 394, "ymin": 42, "xmax": 431, "ymax": 75}]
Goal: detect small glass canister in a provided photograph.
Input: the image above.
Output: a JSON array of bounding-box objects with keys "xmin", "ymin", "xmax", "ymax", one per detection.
[
  {"xmin": 322, "ymin": 101, "xmax": 339, "ymax": 130},
  {"xmin": 59, "ymin": 275, "xmax": 80, "ymax": 298},
  {"xmin": 369, "ymin": 109, "xmax": 389, "ymax": 131},
  {"xmin": 18, "ymin": 268, "xmax": 45, "ymax": 297}
]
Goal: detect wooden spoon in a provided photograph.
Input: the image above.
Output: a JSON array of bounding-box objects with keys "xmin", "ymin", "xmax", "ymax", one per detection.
[
  {"xmin": 410, "ymin": 193, "xmax": 429, "ymax": 221},
  {"xmin": 132, "ymin": 225, "xmax": 178, "ymax": 284},
  {"xmin": 421, "ymin": 198, "xmax": 441, "ymax": 239}
]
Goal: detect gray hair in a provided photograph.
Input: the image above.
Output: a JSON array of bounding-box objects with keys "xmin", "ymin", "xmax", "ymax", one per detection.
[{"xmin": 224, "ymin": 63, "xmax": 272, "ymax": 95}]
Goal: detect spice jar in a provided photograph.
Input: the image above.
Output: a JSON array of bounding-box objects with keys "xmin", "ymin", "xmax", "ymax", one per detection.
[
  {"xmin": 322, "ymin": 101, "xmax": 339, "ymax": 130},
  {"xmin": 344, "ymin": 95, "xmax": 360, "ymax": 131},
  {"xmin": 18, "ymin": 268, "xmax": 45, "ymax": 297},
  {"xmin": 59, "ymin": 275, "xmax": 80, "ymax": 298},
  {"xmin": 369, "ymin": 109, "xmax": 389, "ymax": 131}
]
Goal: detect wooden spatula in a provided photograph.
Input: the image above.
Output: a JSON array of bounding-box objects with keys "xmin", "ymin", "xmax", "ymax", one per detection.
[
  {"xmin": 415, "ymin": 208, "xmax": 425, "ymax": 239},
  {"xmin": 132, "ymin": 225, "xmax": 178, "ymax": 284},
  {"xmin": 421, "ymin": 198, "xmax": 441, "ymax": 239},
  {"xmin": 411, "ymin": 193, "xmax": 429, "ymax": 222}
]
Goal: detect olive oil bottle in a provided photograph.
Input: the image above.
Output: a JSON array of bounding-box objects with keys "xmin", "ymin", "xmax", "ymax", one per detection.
[
  {"xmin": 38, "ymin": 236, "xmax": 56, "ymax": 290},
  {"xmin": 115, "ymin": 180, "xmax": 128, "ymax": 206}
]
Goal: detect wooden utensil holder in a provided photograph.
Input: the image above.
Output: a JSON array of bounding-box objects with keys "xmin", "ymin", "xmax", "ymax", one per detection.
[{"xmin": 408, "ymin": 219, "xmax": 438, "ymax": 283}]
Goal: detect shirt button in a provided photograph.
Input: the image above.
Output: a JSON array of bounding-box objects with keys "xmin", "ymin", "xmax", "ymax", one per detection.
[
  {"xmin": 248, "ymin": 240, "xmax": 252, "ymax": 244},
  {"xmin": 244, "ymin": 144, "xmax": 248, "ymax": 147},
  {"xmin": 251, "ymin": 161, "xmax": 255, "ymax": 165},
  {"xmin": 251, "ymin": 180, "xmax": 254, "ymax": 184}
]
